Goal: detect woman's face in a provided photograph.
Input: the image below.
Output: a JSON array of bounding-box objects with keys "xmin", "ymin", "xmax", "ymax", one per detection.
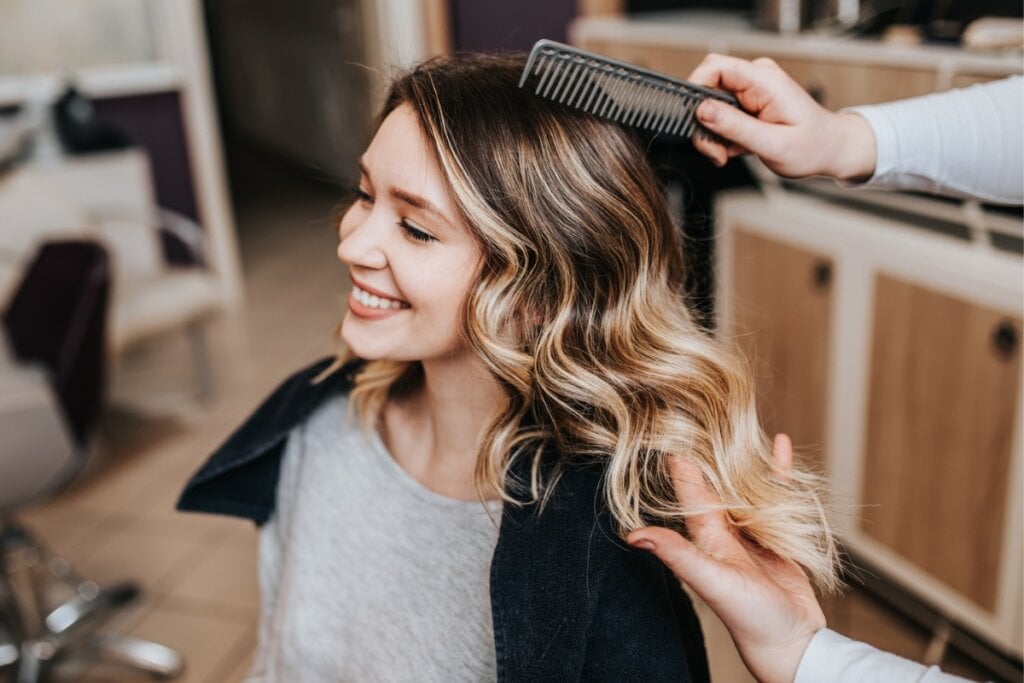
[{"xmin": 337, "ymin": 104, "xmax": 482, "ymax": 363}]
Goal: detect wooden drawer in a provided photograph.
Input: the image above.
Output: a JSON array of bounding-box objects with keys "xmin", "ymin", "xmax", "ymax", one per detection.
[
  {"xmin": 575, "ymin": 40, "xmax": 940, "ymax": 109},
  {"xmin": 950, "ymin": 72, "xmax": 1004, "ymax": 89},
  {"xmin": 716, "ymin": 189, "xmax": 1024, "ymax": 655},
  {"xmin": 862, "ymin": 275, "xmax": 1021, "ymax": 612},
  {"xmin": 573, "ymin": 39, "xmax": 707, "ymax": 81},
  {"xmin": 730, "ymin": 229, "xmax": 833, "ymax": 468},
  {"xmin": 729, "ymin": 53, "xmax": 937, "ymax": 108}
]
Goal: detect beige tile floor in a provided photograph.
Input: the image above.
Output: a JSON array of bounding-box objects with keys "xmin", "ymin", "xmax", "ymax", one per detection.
[{"xmin": 12, "ymin": 151, "xmax": 1005, "ymax": 682}]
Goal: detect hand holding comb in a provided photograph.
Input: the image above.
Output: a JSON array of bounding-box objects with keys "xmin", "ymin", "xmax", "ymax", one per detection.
[{"xmin": 519, "ymin": 39, "xmax": 738, "ymax": 139}]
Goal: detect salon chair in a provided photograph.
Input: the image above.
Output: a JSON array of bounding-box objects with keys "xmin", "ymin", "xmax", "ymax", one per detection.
[{"xmin": 0, "ymin": 241, "xmax": 182, "ymax": 681}]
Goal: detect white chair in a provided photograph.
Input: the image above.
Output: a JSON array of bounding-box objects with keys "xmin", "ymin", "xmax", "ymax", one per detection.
[
  {"xmin": 1, "ymin": 240, "xmax": 182, "ymax": 681},
  {"xmin": 0, "ymin": 149, "xmax": 222, "ymax": 398}
]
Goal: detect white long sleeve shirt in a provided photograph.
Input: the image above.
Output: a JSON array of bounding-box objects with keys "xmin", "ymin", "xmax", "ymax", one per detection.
[
  {"xmin": 795, "ymin": 78, "xmax": 1020, "ymax": 683},
  {"xmin": 847, "ymin": 75, "xmax": 1023, "ymax": 205},
  {"xmin": 795, "ymin": 629, "xmax": 973, "ymax": 682}
]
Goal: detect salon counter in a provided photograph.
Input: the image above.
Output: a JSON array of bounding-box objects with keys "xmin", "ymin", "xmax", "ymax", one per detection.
[{"xmin": 570, "ymin": 12, "xmax": 1023, "ymax": 110}]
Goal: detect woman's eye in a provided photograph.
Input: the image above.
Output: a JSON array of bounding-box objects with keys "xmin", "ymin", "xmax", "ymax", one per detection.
[
  {"xmin": 351, "ymin": 185, "xmax": 373, "ymax": 204},
  {"xmin": 399, "ymin": 220, "xmax": 436, "ymax": 243}
]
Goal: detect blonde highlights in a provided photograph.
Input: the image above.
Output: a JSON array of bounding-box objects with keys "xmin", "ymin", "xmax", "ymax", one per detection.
[{"xmin": 337, "ymin": 55, "xmax": 840, "ymax": 591}]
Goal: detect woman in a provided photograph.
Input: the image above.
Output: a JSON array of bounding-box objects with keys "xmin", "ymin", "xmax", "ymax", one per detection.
[{"xmin": 178, "ymin": 54, "xmax": 840, "ymax": 681}]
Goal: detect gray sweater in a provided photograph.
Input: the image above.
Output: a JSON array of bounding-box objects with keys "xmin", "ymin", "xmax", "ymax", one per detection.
[{"xmin": 246, "ymin": 393, "xmax": 501, "ymax": 682}]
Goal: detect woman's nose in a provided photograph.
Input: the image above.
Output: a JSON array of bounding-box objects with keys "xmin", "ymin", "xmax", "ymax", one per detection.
[{"xmin": 337, "ymin": 211, "xmax": 388, "ymax": 270}]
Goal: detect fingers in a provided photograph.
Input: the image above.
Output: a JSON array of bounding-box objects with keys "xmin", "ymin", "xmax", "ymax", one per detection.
[
  {"xmin": 772, "ymin": 433, "xmax": 793, "ymax": 479},
  {"xmin": 687, "ymin": 53, "xmax": 763, "ymax": 93},
  {"xmin": 667, "ymin": 456, "xmax": 731, "ymax": 539},
  {"xmin": 692, "ymin": 133, "xmax": 726, "ymax": 165},
  {"xmin": 692, "ymin": 133, "xmax": 747, "ymax": 167},
  {"xmin": 695, "ymin": 99, "xmax": 778, "ymax": 156}
]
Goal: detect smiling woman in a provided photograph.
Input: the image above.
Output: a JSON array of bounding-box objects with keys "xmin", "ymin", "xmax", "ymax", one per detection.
[
  {"xmin": 337, "ymin": 104, "xmax": 483, "ymax": 365},
  {"xmin": 178, "ymin": 53, "xmax": 840, "ymax": 683}
]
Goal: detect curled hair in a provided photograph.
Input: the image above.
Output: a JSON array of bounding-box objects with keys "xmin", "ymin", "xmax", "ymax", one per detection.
[{"xmin": 334, "ymin": 54, "xmax": 840, "ymax": 591}]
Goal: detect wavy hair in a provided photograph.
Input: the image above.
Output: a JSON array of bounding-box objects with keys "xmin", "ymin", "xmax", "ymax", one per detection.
[{"xmin": 332, "ymin": 54, "xmax": 840, "ymax": 591}]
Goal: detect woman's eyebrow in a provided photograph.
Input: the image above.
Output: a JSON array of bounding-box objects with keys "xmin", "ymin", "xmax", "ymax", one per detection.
[{"xmin": 358, "ymin": 159, "xmax": 454, "ymax": 227}]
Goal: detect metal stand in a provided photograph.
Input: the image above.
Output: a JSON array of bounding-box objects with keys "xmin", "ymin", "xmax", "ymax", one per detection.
[{"xmin": 0, "ymin": 521, "xmax": 184, "ymax": 681}]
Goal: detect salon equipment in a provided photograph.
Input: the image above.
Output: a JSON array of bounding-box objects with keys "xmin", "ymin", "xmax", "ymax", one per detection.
[
  {"xmin": 519, "ymin": 39, "xmax": 737, "ymax": 139},
  {"xmin": 0, "ymin": 149, "xmax": 220, "ymax": 400},
  {"xmin": 0, "ymin": 240, "xmax": 183, "ymax": 681},
  {"xmin": 53, "ymin": 85, "xmax": 133, "ymax": 155},
  {"xmin": 716, "ymin": 177, "xmax": 1023, "ymax": 665}
]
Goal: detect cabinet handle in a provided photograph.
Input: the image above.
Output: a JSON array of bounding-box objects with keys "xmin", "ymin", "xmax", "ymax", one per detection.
[
  {"xmin": 992, "ymin": 321, "xmax": 1019, "ymax": 360},
  {"xmin": 812, "ymin": 261, "xmax": 832, "ymax": 291}
]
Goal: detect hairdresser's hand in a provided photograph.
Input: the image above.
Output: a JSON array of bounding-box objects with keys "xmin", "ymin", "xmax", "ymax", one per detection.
[
  {"xmin": 687, "ymin": 54, "xmax": 876, "ymax": 182},
  {"xmin": 627, "ymin": 434, "xmax": 824, "ymax": 683}
]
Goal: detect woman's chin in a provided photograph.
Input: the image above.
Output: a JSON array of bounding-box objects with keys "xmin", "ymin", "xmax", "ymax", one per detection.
[{"xmin": 340, "ymin": 319, "xmax": 380, "ymax": 360}]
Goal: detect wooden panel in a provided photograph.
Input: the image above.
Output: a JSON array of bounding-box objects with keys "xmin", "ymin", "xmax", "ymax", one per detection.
[
  {"xmin": 572, "ymin": 45, "xmax": 937, "ymax": 104},
  {"xmin": 950, "ymin": 73, "xmax": 1000, "ymax": 89},
  {"xmin": 577, "ymin": 0, "xmax": 625, "ymax": 15},
  {"xmin": 423, "ymin": 0, "xmax": 452, "ymax": 56},
  {"xmin": 573, "ymin": 40, "xmax": 706, "ymax": 80},
  {"xmin": 730, "ymin": 229, "xmax": 833, "ymax": 467},
  {"xmin": 730, "ymin": 54, "xmax": 937, "ymax": 109},
  {"xmin": 861, "ymin": 275, "xmax": 1021, "ymax": 611}
]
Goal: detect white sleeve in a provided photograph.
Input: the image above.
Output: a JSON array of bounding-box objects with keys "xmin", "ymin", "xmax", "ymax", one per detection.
[
  {"xmin": 842, "ymin": 76, "xmax": 1023, "ymax": 205},
  {"xmin": 794, "ymin": 628, "xmax": 978, "ymax": 683}
]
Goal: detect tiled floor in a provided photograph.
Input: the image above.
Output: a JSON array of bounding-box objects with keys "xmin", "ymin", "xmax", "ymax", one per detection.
[{"xmin": 10, "ymin": 149, "xmax": 1008, "ymax": 682}]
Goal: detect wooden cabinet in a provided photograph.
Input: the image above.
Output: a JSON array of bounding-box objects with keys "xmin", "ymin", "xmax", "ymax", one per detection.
[
  {"xmin": 950, "ymin": 72, "xmax": 1005, "ymax": 89},
  {"xmin": 729, "ymin": 231, "xmax": 833, "ymax": 468},
  {"xmin": 579, "ymin": 39, "xmax": 707, "ymax": 81},
  {"xmin": 716, "ymin": 189, "xmax": 1024, "ymax": 656},
  {"xmin": 730, "ymin": 55, "xmax": 937, "ymax": 108},
  {"xmin": 572, "ymin": 16, "xmax": 1021, "ymax": 107},
  {"xmin": 577, "ymin": 13, "xmax": 1024, "ymax": 656},
  {"xmin": 862, "ymin": 276, "xmax": 1021, "ymax": 612}
]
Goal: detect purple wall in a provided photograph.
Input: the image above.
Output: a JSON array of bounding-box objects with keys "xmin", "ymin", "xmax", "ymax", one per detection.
[
  {"xmin": 94, "ymin": 92, "xmax": 199, "ymax": 222},
  {"xmin": 449, "ymin": 0, "xmax": 576, "ymax": 52}
]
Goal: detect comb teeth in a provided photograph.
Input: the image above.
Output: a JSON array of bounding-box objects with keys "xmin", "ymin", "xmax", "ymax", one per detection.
[{"xmin": 521, "ymin": 39, "xmax": 737, "ymax": 139}]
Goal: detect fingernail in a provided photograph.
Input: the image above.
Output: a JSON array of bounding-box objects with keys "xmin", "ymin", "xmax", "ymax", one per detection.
[
  {"xmin": 698, "ymin": 101, "xmax": 717, "ymax": 123},
  {"xmin": 631, "ymin": 539, "xmax": 656, "ymax": 552}
]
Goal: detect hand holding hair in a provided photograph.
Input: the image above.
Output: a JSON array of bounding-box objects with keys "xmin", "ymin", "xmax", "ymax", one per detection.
[
  {"xmin": 687, "ymin": 54, "xmax": 877, "ymax": 182},
  {"xmin": 627, "ymin": 434, "xmax": 825, "ymax": 683}
]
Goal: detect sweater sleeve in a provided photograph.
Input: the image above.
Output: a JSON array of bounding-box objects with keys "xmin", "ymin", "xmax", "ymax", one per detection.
[
  {"xmin": 794, "ymin": 628, "xmax": 977, "ymax": 683},
  {"xmin": 842, "ymin": 76, "xmax": 1023, "ymax": 205}
]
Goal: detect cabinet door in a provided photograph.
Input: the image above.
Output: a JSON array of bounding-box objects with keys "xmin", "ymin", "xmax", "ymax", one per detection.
[
  {"xmin": 950, "ymin": 73, "xmax": 1001, "ymax": 89},
  {"xmin": 861, "ymin": 275, "xmax": 1022, "ymax": 612},
  {"xmin": 730, "ymin": 229, "xmax": 834, "ymax": 466},
  {"xmin": 574, "ymin": 40, "xmax": 706, "ymax": 81},
  {"xmin": 729, "ymin": 54, "xmax": 937, "ymax": 109}
]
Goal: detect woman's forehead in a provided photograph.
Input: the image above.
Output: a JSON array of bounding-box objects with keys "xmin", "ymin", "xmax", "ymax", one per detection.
[{"xmin": 362, "ymin": 105, "xmax": 449, "ymax": 203}]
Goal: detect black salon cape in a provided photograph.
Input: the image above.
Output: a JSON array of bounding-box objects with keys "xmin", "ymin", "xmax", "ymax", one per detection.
[{"xmin": 177, "ymin": 358, "xmax": 709, "ymax": 682}]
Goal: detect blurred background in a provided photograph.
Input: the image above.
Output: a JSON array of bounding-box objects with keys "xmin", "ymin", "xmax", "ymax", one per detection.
[{"xmin": 0, "ymin": 0, "xmax": 1021, "ymax": 681}]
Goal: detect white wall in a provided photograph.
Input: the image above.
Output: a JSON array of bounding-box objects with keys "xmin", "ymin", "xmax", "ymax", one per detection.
[{"xmin": 0, "ymin": 0, "xmax": 157, "ymax": 75}]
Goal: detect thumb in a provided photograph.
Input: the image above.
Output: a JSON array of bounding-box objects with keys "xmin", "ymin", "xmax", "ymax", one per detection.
[
  {"xmin": 628, "ymin": 526, "xmax": 725, "ymax": 603},
  {"xmin": 696, "ymin": 100, "xmax": 775, "ymax": 155}
]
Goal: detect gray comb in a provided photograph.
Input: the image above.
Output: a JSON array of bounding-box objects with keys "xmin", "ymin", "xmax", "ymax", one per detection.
[{"xmin": 519, "ymin": 39, "xmax": 738, "ymax": 139}]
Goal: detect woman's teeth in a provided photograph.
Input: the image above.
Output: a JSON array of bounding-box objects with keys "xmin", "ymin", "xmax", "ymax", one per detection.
[{"xmin": 353, "ymin": 285, "xmax": 409, "ymax": 310}]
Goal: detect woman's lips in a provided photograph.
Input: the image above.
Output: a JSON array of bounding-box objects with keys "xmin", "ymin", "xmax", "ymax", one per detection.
[{"xmin": 348, "ymin": 283, "xmax": 410, "ymax": 319}]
